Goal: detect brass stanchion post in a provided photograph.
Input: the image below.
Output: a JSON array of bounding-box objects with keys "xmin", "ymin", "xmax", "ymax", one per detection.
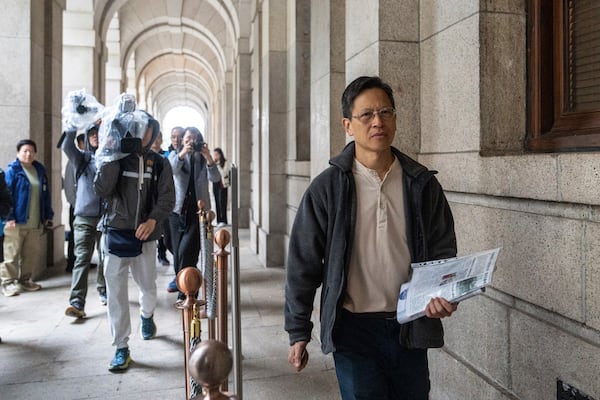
[
  {"xmin": 214, "ymin": 228, "xmax": 231, "ymax": 391},
  {"xmin": 215, "ymin": 229, "xmax": 230, "ymax": 345},
  {"xmin": 176, "ymin": 267, "xmax": 204, "ymax": 399},
  {"xmin": 197, "ymin": 200, "xmax": 217, "ymax": 340}
]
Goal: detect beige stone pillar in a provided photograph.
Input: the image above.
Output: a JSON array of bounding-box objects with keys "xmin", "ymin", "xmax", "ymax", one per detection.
[
  {"xmin": 236, "ymin": 38, "xmax": 252, "ymax": 229},
  {"xmin": 345, "ymin": 0, "xmax": 420, "ymax": 158},
  {"xmin": 104, "ymin": 14, "xmax": 121, "ymax": 104},
  {"xmin": 0, "ymin": 0, "xmax": 66, "ymax": 273},
  {"xmin": 310, "ymin": 0, "xmax": 346, "ymax": 178},
  {"xmin": 248, "ymin": 0, "xmax": 288, "ymax": 267},
  {"xmin": 62, "ymin": 1, "xmax": 95, "ymax": 98}
]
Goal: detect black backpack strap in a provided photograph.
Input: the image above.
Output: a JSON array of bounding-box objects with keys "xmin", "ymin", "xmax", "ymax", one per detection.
[
  {"xmin": 75, "ymin": 153, "xmax": 92, "ymax": 182},
  {"xmin": 145, "ymin": 152, "xmax": 164, "ymax": 213}
]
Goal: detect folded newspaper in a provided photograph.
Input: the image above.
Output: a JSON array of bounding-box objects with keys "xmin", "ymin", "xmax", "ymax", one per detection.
[{"xmin": 397, "ymin": 248, "xmax": 500, "ymax": 324}]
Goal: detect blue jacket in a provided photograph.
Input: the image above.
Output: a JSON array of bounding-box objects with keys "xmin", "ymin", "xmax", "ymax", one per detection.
[{"xmin": 5, "ymin": 159, "xmax": 54, "ymax": 224}]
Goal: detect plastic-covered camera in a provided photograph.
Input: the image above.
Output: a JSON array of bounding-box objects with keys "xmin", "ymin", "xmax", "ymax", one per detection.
[
  {"xmin": 61, "ymin": 89, "xmax": 104, "ymax": 132},
  {"xmin": 118, "ymin": 94, "xmax": 136, "ymax": 113}
]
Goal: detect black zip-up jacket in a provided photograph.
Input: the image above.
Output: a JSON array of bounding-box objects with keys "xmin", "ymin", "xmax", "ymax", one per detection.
[{"xmin": 284, "ymin": 142, "xmax": 457, "ymax": 354}]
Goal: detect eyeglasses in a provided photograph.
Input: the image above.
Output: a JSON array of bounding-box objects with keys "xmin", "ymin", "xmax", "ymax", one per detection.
[{"xmin": 351, "ymin": 107, "xmax": 396, "ymax": 124}]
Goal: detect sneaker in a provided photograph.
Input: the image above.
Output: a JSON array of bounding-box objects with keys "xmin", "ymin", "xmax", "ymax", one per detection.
[
  {"xmin": 17, "ymin": 279, "xmax": 41, "ymax": 292},
  {"xmin": 174, "ymin": 298, "xmax": 185, "ymax": 308},
  {"xmin": 108, "ymin": 347, "xmax": 131, "ymax": 372},
  {"xmin": 140, "ymin": 314, "xmax": 156, "ymax": 340},
  {"xmin": 1, "ymin": 282, "xmax": 20, "ymax": 297},
  {"xmin": 157, "ymin": 255, "xmax": 170, "ymax": 266},
  {"xmin": 65, "ymin": 301, "xmax": 86, "ymax": 318},
  {"xmin": 99, "ymin": 290, "xmax": 107, "ymax": 306},
  {"xmin": 166, "ymin": 279, "xmax": 178, "ymax": 293}
]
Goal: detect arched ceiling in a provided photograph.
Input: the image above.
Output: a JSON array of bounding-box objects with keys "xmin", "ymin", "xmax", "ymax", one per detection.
[{"xmin": 93, "ymin": 0, "xmax": 239, "ymax": 124}]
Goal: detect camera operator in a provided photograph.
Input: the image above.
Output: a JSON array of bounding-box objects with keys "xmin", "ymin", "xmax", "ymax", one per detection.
[
  {"xmin": 94, "ymin": 103, "xmax": 175, "ymax": 372},
  {"xmin": 166, "ymin": 126, "xmax": 221, "ymax": 303}
]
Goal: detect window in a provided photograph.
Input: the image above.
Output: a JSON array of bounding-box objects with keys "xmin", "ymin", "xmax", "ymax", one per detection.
[{"xmin": 528, "ymin": 0, "xmax": 600, "ymax": 152}]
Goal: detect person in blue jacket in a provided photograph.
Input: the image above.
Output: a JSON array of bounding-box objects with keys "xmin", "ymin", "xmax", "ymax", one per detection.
[{"xmin": 0, "ymin": 139, "xmax": 54, "ymax": 297}]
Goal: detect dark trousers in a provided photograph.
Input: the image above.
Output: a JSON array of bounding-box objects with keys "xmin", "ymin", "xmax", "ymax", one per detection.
[
  {"xmin": 212, "ymin": 182, "xmax": 228, "ymax": 224},
  {"xmin": 157, "ymin": 235, "xmax": 168, "ymax": 259},
  {"xmin": 332, "ymin": 310, "xmax": 430, "ymax": 400},
  {"xmin": 67, "ymin": 205, "xmax": 75, "ymax": 270},
  {"xmin": 162, "ymin": 218, "xmax": 172, "ymax": 255},
  {"xmin": 168, "ymin": 212, "xmax": 200, "ymax": 299}
]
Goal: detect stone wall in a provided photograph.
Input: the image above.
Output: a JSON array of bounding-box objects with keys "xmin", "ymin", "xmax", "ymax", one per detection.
[{"xmin": 420, "ymin": 2, "xmax": 600, "ymax": 399}]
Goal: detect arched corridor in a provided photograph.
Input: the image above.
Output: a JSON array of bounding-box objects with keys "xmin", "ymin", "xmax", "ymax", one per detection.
[{"xmin": 1, "ymin": 1, "xmax": 600, "ymax": 399}]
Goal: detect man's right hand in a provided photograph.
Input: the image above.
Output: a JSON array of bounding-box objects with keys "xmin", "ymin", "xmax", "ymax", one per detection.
[{"xmin": 288, "ymin": 341, "xmax": 309, "ymax": 372}]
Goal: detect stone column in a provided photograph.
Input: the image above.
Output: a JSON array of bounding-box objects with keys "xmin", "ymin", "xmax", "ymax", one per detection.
[
  {"xmin": 310, "ymin": 0, "xmax": 346, "ymax": 178},
  {"xmin": 248, "ymin": 0, "xmax": 288, "ymax": 267},
  {"xmin": 236, "ymin": 38, "xmax": 252, "ymax": 229},
  {"xmin": 345, "ymin": 0, "xmax": 420, "ymax": 158},
  {"xmin": 104, "ymin": 14, "xmax": 121, "ymax": 104},
  {"xmin": 0, "ymin": 0, "xmax": 66, "ymax": 272},
  {"xmin": 62, "ymin": 0, "xmax": 95, "ymax": 98}
]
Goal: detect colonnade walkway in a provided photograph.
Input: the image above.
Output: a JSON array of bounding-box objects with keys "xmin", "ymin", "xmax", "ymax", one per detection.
[{"xmin": 0, "ymin": 229, "xmax": 340, "ymax": 399}]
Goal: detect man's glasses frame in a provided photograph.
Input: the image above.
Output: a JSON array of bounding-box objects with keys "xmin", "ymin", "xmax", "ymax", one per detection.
[{"xmin": 351, "ymin": 107, "xmax": 396, "ymax": 124}]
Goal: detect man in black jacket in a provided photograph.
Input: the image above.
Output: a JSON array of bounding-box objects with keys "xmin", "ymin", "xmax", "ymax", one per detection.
[{"xmin": 285, "ymin": 76, "xmax": 458, "ymax": 400}]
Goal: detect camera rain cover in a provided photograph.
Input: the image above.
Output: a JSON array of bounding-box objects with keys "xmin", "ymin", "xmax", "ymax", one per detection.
[
  {"xmin": 61, "ymin": 89, "xmax": 104, "ymax": 132},
  {"xmin": 96, "ymin": 93, "xmax": 150, "ymax": 166}
]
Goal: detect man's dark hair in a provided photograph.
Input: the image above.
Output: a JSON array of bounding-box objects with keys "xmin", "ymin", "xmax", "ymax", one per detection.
[
  {"xmin": 16, "ymin": 139, "xmax": 37, "ymax": 153},
  {"xmin": 341, "ymin": 76, "xmax": 395, "ymax": 119}
]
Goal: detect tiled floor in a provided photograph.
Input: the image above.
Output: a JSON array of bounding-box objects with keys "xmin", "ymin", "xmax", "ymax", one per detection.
[{"xmin": 0, "ymin": 229, "xmax": 340, "ymax": 400}]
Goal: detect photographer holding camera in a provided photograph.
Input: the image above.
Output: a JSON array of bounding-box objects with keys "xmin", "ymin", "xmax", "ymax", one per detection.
[{"xmin": 166, "ymin": 126, "xmax": 221, "ymax": 303}]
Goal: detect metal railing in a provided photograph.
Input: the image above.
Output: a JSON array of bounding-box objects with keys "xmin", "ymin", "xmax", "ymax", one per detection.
[{"xmin": 177, "ymin": 165, "xmax": 242, "ymax": 399}]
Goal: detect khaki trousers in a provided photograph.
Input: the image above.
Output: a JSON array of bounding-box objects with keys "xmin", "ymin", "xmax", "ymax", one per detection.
[{"xmin": 0, "ymin": 225, "xmax": 42, "ymax": 284}]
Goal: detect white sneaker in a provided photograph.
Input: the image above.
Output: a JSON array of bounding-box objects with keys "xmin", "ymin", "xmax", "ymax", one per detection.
[{"xmin": 1, "ymin": 282, "xmax": 20, "ymax": 297}]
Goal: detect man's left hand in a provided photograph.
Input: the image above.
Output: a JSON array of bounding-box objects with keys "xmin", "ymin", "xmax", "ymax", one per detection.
[{"xmin": 425, "ymin": 297, "xmax": 458, "ymax": 319}]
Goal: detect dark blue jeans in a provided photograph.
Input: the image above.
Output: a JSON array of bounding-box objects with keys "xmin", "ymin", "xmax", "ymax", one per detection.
[{"xmin": 332, "ymin": 310, "xmax": 430, "ymax": 400}]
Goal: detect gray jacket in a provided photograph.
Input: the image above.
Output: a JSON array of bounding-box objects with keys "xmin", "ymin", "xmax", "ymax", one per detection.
[
  {"xmin": 62, "ymin": 130, "xmax": 100, "ymax": 217},
  {"xmin": 94, "ymin": 151, "xmax": 175, "ymax": 241},
  {"xmin": 168, "ymin": 151, "xmax": 221, "ymax": 214},
  {"xmin": 284, "ymin": 142, "xmax": 457, "ymax": 354}
]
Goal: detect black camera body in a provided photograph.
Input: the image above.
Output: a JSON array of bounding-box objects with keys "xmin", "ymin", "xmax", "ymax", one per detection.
[
  {"xmin": 120, "ymin": 137, "xmax": 142, "ymax": 154},
  {"xmin": 192, "ymin": 141, "xmax": 205, "ymax": 152}
]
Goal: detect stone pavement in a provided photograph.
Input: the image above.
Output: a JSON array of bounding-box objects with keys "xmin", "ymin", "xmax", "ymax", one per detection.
[{"xmin": 0, "ymin": 229, "xmax": 340, "ymax": 400}]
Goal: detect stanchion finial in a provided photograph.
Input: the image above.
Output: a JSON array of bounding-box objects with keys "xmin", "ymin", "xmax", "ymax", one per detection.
[
  {"xmin": 177, "ymin": 267, "xmax": 203, "ymax": 309},
  {"xmin": 215, "ymin": 229, "xmax": 231, "ymax": 251},
  {"xmin": 189, "ymin": 340, "xmax": 238, "ymax": 399}
]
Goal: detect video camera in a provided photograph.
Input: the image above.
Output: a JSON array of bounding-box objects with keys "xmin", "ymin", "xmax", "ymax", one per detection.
[
  {"xmin": 58, "ymin": 89, "xmax": 104, "ymax": 148},
  {"xmin": 106, "ymin": 94, "xmax": 143, "ymax": 155},
  {"xmin": 95, "ymin": 94, "xmax": 160, "ymax": 165}
]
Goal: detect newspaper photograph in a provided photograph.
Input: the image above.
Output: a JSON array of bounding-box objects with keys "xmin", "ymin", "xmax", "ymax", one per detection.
[{"xmin": 396, "ymin": 248, "xmax": 500, "ymax": 324}]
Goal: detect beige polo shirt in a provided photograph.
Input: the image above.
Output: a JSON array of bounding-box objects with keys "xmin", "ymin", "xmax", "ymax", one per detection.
[{"xmin": 342, "ymin": 156, "xmax": 411, "ymax": 313}]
